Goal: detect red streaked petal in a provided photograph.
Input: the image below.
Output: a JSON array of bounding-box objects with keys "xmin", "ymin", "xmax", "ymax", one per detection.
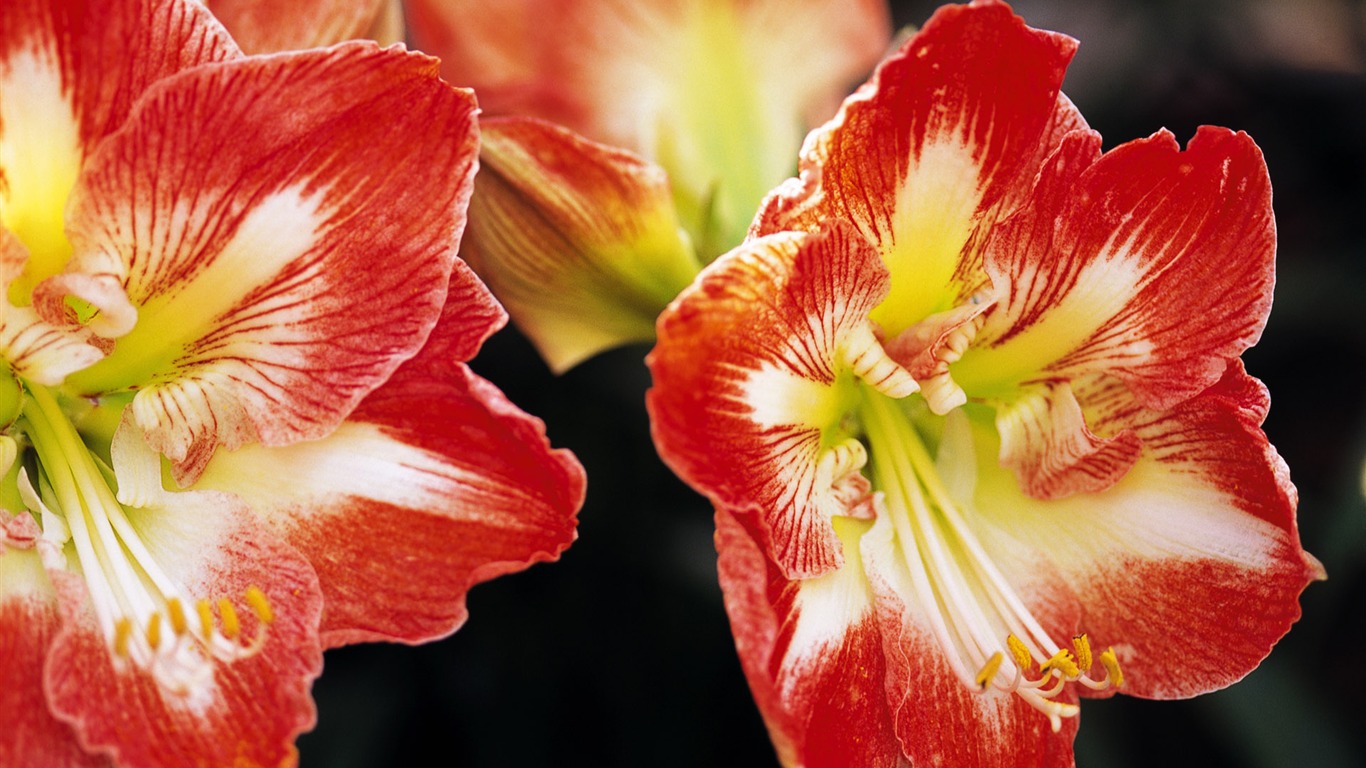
[
  {"xmin": 464, "ymin": 117, "xmax": 700, "ymax": 373},
  {"xmin": 995, "ymin": 381, "xmax": 1141, "ymax": 500},
  {"xmin": 207, "ymin": 0, "xmax": 401, "ymax": 53},
  {"xmin": 754, "ymin": 0, "xmax": 1077, "ymax": 336},
  {"xmin": 41, "ymin": 428, "xmax": 323, "ymax": 768},
  {"xmin": 0, "ymin": 0, "xmax": 238, "ymax": 299},
  {"xmin": 0, "ymin": 305, "xmax": 104, "ymax": 387},
  {"xmin": 0, "ymin": 532, "xmax": 102, "ymax": 768},
  {"xmin": 715, "ymin": 508, "xmax": 902, "ymax": 768},
  {"xmin": 969, "ymin": 363, "xmax": 1319, "ymax": 701},
  {"xmin": 195, "ymin": 306, "xmax": 584, "ymax": 647},
  {"xmin": 649, "ymin": 223, "xmax": 916, "ymax": 579},
  {"xmin": 963, "ymin": 127, "xmax": 1277, "ymax": 410},
  {"xmin": 55, "ymin": 43, "xmax": 479, "ymax": 480}
]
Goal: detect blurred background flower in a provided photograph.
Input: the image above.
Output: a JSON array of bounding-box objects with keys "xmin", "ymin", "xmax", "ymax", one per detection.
[{"xmin": 297, "ymin": 0, "xmax": 1366, "ymax": 765}]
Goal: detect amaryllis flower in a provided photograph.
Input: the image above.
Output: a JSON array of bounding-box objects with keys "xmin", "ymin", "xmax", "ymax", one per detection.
[
  {"xmin": 0, "ymin": 1, "xmax": 583, "ymax": 766},
  {"xmin": 648, "ymin": 2, "xmax": 1321, "ymax": 765},
  {"xmin": 406, "ymin": 0, "xmax": 892, "ymax": 371}
]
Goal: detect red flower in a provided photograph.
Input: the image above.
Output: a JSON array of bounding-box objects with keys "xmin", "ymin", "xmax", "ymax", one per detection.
[
  {"xmin": 648, "ymin": 2, "xmax": 1321, "ymax": 765},
  {"xmin": 0, "ymin": 2, "xmax": 582, "ymax": 766}
]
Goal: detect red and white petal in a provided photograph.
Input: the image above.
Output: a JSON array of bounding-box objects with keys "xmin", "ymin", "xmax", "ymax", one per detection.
[
  {"xmin": 1, "ymin": 516, "xmax": 102, "ymax": 768},
  {"xmin": 0, "ymin": 305, "xmax": 104, "ymax": 387},
  {"xmin": 465, "ymin": 117, "xmax": 701, "ymax": 373},
  {"xmin": 715, "ymin": 508, "xmax": 902, "ymax": 768},
  {"xmin": 43, "ymin": 429, "xmax": 323, "ymax": 768},
  {"xmin": 968, "ymin": 364, "xmax": 1319, "ymax": 701},
  {"xmin": 54, "ymin": 43, "xmax": 480, "ymax": 479},
  {"xmin": 754, "ymin": 0, "xmax": 1077, "ymax": 337},
  {"xmin": 194, "ymin": 344, "xmax": 584, "ymax": 647},
  {"xmin": 0, "ymin": 0, "xmax": 239, "ymax": 299},
  {"xmin": 207, "ymin": 0, "xmax": 401, "ymax": 53},
  {"xmin": 649, "ymin": 224, "xmax": 916, "ymax": 579},
  {"xmin": 963, "ymin": 127, "xmax": 1277, "ymax": 411},
  {"xmin": 994, "ymin": 381, "xmax": 1141, "ymax": 500},
  {"xmin": 0, "ymin": 596, "xmax": 104, "ymax": 767}
]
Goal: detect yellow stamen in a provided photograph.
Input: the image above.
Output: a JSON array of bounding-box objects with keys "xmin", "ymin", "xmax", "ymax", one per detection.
[
  {"xmin": 145, "ymin": 612, "xmax": 162, "ymax": 651},
  {"xmin": 196, "ymin": 599, "xmax": 215, "ymax": 641},
  {"xmin": 974, "ymin": 651, "xmax": 1004, "ymax": 690},
  {"xmin": 1072, "ymin": 634, "xmax": 1092, "ymax": 672},
  {"xmin": 113, "ymin": 617, "xmax": 133, "ymax": 658},
  {"xmin": 1100, "ymin": 648, "xmax": 1124, "ymax": 688},
  {"xmin": 217, "ymin": 598, "xmax": 240, "ymax": 639},
  {"xmin": 244, "ymin": 585, "xmax": 273, "ymax": 624},
  {"xmin": 166, "ymin": 598, "xmax": 187, "ymax": 637},
  {"xmin": 1040, "ymin": 648, "xmax": 1079, "ymax": 679},
  {"xmin": 1007, "ymin": 634, "xmax": 1033, "ymax": 673}
]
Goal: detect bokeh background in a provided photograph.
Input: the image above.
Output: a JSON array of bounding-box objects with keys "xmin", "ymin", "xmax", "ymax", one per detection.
[{"xmin": 297, "ymin": 1, "xmax": 1366, "ymax": 765}]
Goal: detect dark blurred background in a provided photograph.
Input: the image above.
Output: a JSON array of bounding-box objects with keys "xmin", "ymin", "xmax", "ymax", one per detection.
[{"xmin": 298, "ymin": 1, "xmax": 1366, "ymax": 765}]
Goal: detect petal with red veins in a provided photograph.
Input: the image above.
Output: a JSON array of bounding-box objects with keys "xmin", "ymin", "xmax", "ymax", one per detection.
[
  {"xmin": 464, "ymin": 117, "xmax": 700, "ymax": 373},
  {"xmin": 41, "ymin": 427, "xmax": 323, "ymax": 768},
  {"xmin": 55, "ymin": 43, "xmax": 479, "ymax": 480},
  {"xmin": 0, "ymin": 595, "xmax": 105, "ymax": 767},
  {"xmin": 1, "ymin": 517, "xmax": 102, "ymax": 767},
  {"xmin": 419, "ymin": 259, "xmax": 509, "ymax": 366},
  {"xmin": 0, "ymin": 0, "xmax": 239, "ymax": 300},
  {"xmin": 649, "ymin": 223, "xmax": 916, "ymax": 579},
  {"xmin": 207, "ymin": 0, "xmax": 402, "ymax": 53},
  {"xmin": 715, "ymin": 508, "xmax": 902, "ymax": 768},
  {"xmin": 194, "ymin": 336, "xmax": 584, "ymax": 647},
  {"xmin": 959, "ymin": 127, "xmax": 1277, "ymax": 411},
  {"xmin": 754, "ymin": 0, "xmax": 1077, "ymax": 336},
  {"xmin": 994, "ymin": 381, "xmax": 1141, "ymax": 500},
  {"xmin": 967, "ymin": 364, "xmax": 1319, "ymax": 701}
]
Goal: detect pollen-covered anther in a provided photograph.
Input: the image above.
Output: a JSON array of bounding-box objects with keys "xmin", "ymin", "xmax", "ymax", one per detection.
[
  {"xmin": 1099, "ymin": 647, "xmax": 1124, "ymax": 688},
  {"xmin": 974, "ymin": 651, "xmax": 1004, "ymax": 690}
]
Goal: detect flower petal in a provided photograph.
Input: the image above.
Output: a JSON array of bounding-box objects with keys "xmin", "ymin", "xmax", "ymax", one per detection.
[
  {"xmin": 994, "ymin": 381, "xmax": 1142, "ymax": 500},
  {"xmin": 968, "ymin": 363, "xmax": 1320, "ymax": 700},
  {"xmin": 41, "ymin": 428, "xmax": 323, "ymax": 768},
  {"xmin": 195, "ymin": 306, "xmax": 584, "ymax": 647},
  {"xmin": 464, "ymin": 117, "xmax": 700, "ymax": 373},
  {"xmin": 55, "ymin": 43, "xmax": 480, "ymax": 480},
  {"xmin": 714, "ymin": 508, "xmax": 902, "ymax": 768},
  {"xmin": 0, "ymin": 0, "xmax": 239, "ymax": 300},
  {"xmin": 649, "ymin": 223, "xmax": 916, "ymax": 579},
  {"xmin": 207, "ymin": 0, "xmax": 401, "ymax": 53},
  {"xmin": 754, "ymin": 0, "xmax": 1078, "ymax": 336},
  {"xmin": 960, "ymin": 127, "xmax": 1277, "ymax": 411},
  {"xmin": 0, "ymin": 522, "xmax": 103, "ymax": 767}
]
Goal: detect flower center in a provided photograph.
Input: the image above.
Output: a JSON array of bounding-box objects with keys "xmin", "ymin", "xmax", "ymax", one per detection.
[
  {"xmin": 14, "ymin": 382, "xmax": 274, "ymax": 697},
  {"xmin": 857, "ymin": 390, "xmax": 1122, "ymax": 730}
]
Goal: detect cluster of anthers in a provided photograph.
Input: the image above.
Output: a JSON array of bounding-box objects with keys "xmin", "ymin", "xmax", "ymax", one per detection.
[
  {"xmin": 108, "ymin": 586, "xmax": 275, "ymax": 695},
  {"xmin": 974, "ymin": 632, "xmax": 1124, "ymax": 731}
]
